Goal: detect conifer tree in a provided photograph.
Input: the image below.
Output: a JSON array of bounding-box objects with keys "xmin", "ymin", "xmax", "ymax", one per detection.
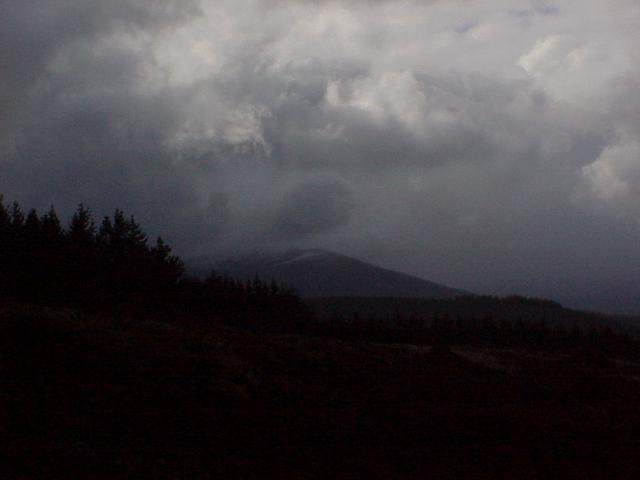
[
  {"xmin": 97, "ymin": 216, "xmax": 114, "ymax": 247},
  {"xmin": 0, "ymin": 194, "xmax": 305, "ymax": 323},
  {"xmin": 152, "ymin": 236, "xmax": 184, "ymax": 284},
  {"xmin": 10, "ymin": 202, "xmax": 25, "ymax": 230},
  {"xmin": 68, "ymin": 204, "xmax": 96, "ymax": 245},
  {"xmin": 0, "ymin": 196, "xmax": 10, "ymax": 296},
  {"xmin": 0, "ymin": 195, "xmax": 9, "ymax": 232},
  {"xmin": 41, "ymin": 206, "xmax": 63, "ymax": 241},
  {"xmin": 24, "ymin": 209, "xmax": 41, "ymax": 239},
  {"xmin": 126, "ymin": 215, "xmax": 148, "ymax": 250},
  {"xmin": 111, "ymin": 209, "xmax": 128, "ymax": 245}
]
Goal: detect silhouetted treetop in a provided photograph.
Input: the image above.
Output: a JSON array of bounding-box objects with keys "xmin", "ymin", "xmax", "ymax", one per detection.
[
  {"xmin": 0, "ymin": 195, "xmax": 9, "ymax": 230},
  {"xmin": 68, "ymin": 203, "xmax": 96, "ymax": 245},
  {"xmin": 0, "ymin": 196, "xmax": 306, "ymax": 327}
]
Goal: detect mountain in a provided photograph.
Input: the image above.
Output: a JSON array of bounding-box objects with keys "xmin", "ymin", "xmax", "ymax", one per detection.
[{"xmin": 190, "ymin": 249, "xmax": 469, "ymax": 299}]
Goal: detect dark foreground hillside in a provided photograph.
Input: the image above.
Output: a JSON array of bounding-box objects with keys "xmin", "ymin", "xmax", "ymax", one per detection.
[
  {"xmin": 3, "ymin": 304, "xmax": 640, "ymax": 479},
  {"xmin": 306, "ymin": 296, "xmax": 612, "ymax": 328}
]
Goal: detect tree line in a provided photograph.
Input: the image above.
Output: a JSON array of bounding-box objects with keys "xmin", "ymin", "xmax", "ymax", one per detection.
[
  {"xmin": 2, "ymin": 194, "xmax": 637, "ymax": 352},
  {"xmin": 306, "ymin": 311, "xmax": 640, "ymax": 359},
  {"xmin": 0, "ymin": 196, "xmax": 306, "ymax": 327}
]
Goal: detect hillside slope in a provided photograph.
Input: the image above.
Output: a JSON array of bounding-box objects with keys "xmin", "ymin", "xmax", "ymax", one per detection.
[
  {"xmin": 3, "ymin": 303, "xmax": 640, "ymax": 479},
  {"xmin": 191, "ymin": 249, "xmax": 469, "ymax": 299}
]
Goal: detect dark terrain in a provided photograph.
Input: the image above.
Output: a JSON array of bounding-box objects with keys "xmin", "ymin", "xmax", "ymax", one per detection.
[
  {"xmin": 3, "ymin": 303, "xmax": 640, "ymax": 479},
  {"xmin": 3, "ymin": 199, "xmax": 640, "ymax": 479},
  {"xmin": 307, "ymin": 296, "xmax": 610, "ymax": 326}
]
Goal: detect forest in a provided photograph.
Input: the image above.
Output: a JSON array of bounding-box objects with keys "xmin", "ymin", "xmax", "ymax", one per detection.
[
  {"xmin": 1, "ymin": 195, "xmax": 639, "ymax": 354},
  {"xmin": 4, "ymin": 196, "xmax": 640, "ymax": 479},
  {"xmin": 0, "ymin": 196, "xmax": 304, "ymax": 328}
]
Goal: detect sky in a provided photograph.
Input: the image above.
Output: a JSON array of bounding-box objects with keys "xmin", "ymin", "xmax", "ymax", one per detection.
[{"xmin": 2, "ymin": 0, "xmax": 640, "ymax": 312}]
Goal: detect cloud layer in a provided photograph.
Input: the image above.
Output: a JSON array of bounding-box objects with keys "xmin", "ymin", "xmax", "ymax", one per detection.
[{"xmin": 2, "ymin": 0, "xmax": 640, "ymax": 312}]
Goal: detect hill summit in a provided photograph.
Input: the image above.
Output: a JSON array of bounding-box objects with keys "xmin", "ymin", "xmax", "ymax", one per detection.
[{"xmin": 192, "ymin": 249, "xmax": 469, "ymax": 299}]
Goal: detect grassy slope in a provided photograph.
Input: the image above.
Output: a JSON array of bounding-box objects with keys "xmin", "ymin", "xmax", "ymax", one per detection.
[{"xmin": 3, "ymin": 303, "xmax": 640, "ymax": 479}]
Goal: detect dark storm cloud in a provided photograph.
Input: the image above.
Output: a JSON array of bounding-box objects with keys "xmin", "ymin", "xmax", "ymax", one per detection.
[
  {"xmin": 2, "ymin": 0, "xmax": 640, "ymax": 312},
  {"xmin": 274, "ymin": 174, "xmax": 354, "ymax": 236},
  {"xmin": 0, "ymin": 0, "xmax": 199, "ymax": 153},
  {"xmin": 0, "ymin": 0, "xmax": 208, "ymax": 247}
]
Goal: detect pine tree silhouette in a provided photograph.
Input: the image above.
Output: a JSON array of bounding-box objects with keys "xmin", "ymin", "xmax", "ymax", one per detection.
[{"xmin": 0, "ymin": 195, "xmax": 306, "ymax": 327}]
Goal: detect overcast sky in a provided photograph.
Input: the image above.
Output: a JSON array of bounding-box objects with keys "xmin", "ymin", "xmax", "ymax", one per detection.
[{"xmin": 2, "ymin": 0, "xmax": 640, "ymax": 312}]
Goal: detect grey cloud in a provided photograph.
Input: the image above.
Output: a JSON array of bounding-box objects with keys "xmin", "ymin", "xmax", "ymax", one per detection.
[
  {"xmin": 274, "ymin": 174, "xmax": 354, "ymax": 236},
  {"xmin": 0, "ymin": 0, "xmax": 199, "ymax": 152},
  {"xmin": 2, "ymin": 0, "xmax": 640, "ymax": 312}
]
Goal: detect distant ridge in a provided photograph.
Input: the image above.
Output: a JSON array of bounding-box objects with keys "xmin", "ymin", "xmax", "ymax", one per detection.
[{"xmin": 190, "ymin": 249, "xmax": 469, "ymax": 299}]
